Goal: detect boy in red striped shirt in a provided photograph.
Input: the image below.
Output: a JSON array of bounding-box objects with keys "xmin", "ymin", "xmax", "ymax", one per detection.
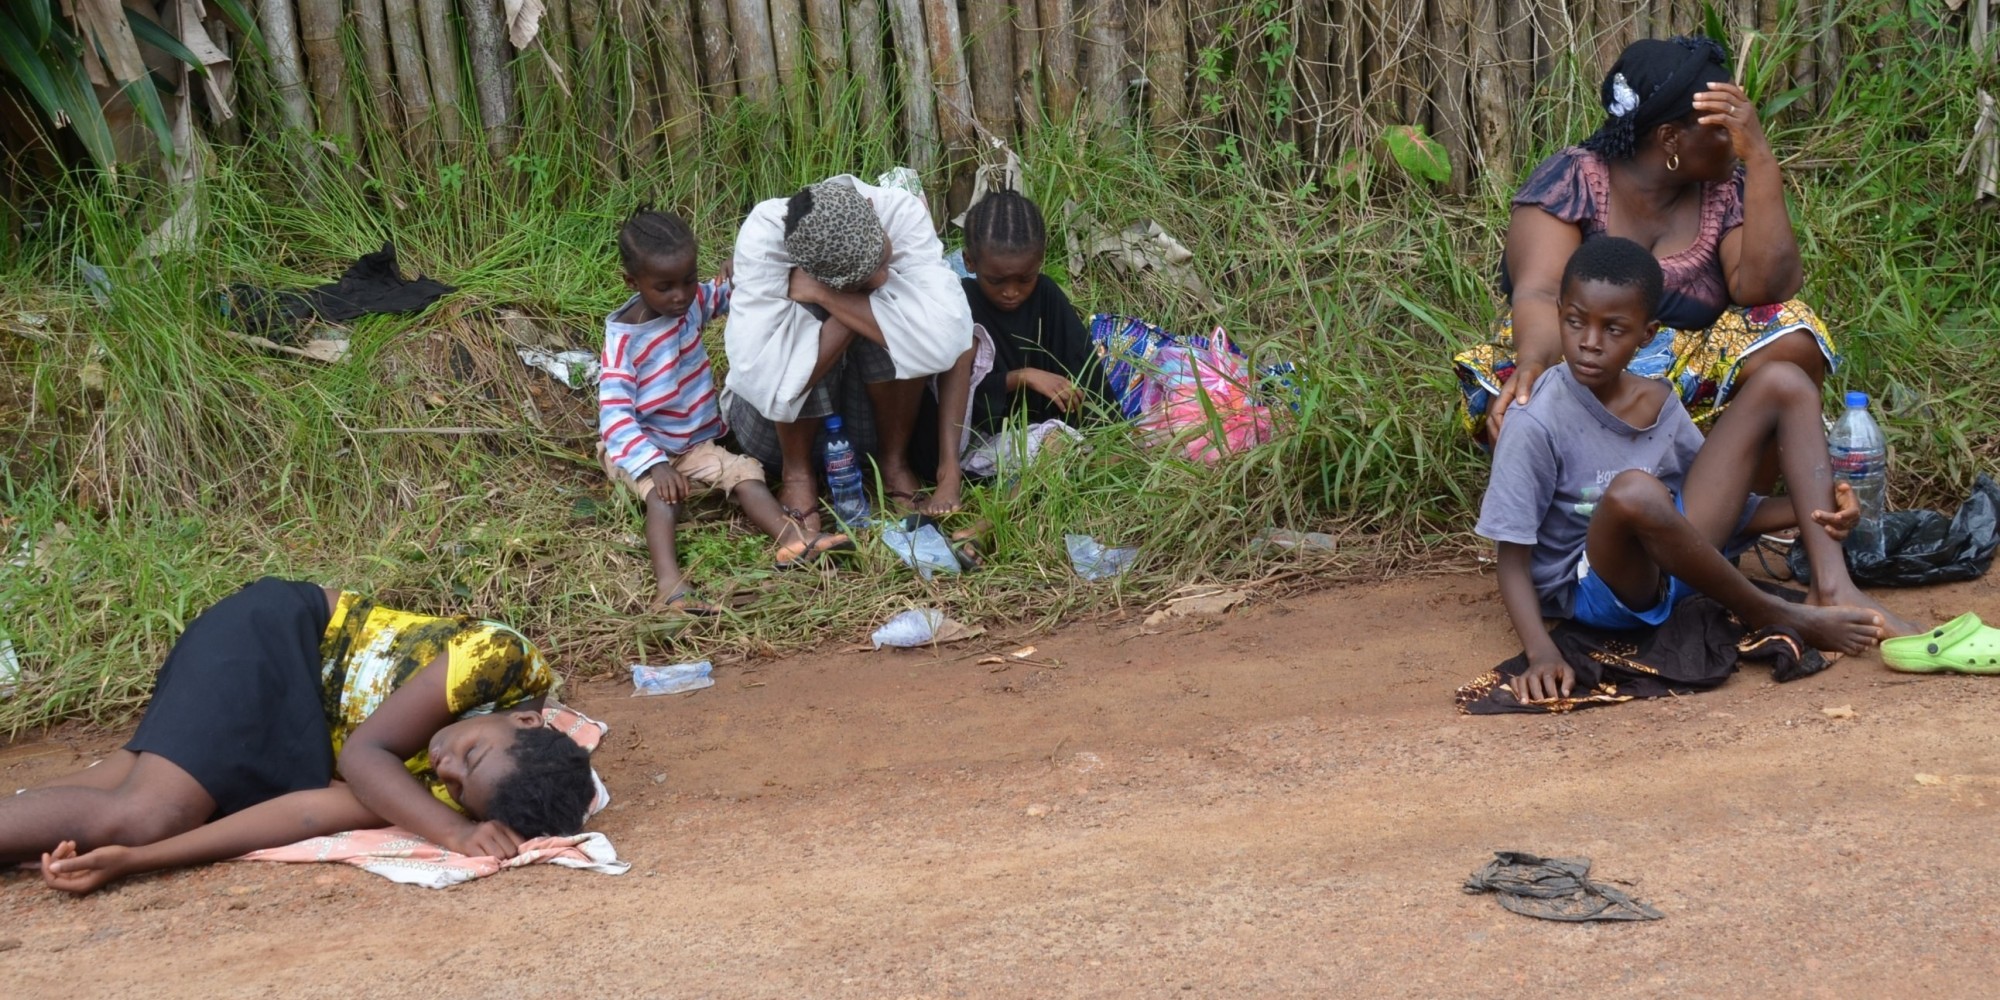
[{"xmin": 600, "ymin": 211, "xmax": 851, "ymax": 614}]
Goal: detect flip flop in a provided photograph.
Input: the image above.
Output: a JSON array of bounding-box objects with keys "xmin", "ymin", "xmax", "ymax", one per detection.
[
  {"xmin": 1882, "ymin": 613, "xmax": 2000, "ymax": 674},
  {"xmin": 775, "ymin": 531, "xmax": 854, "ymax": 570},
  {"xmin": 656, "ymin": 587, "xmax": 723, "ymax": 617}
]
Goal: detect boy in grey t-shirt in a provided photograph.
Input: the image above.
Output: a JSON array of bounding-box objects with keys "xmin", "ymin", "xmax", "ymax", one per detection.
[{"xmin": 1476, "ymin": 238, "xmax": 1913, "ymax": 705}]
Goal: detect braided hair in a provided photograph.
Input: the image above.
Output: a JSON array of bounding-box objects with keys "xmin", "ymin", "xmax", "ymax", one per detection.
[
  {"xmin": 617, "ymin": 209, "xmax": 695, "ymax": 273},
  {"xmin": 1579, "ymin": 36, "xmax": 1730, "ymax": 160},
  {"xmin": 962, "ymin": 188, "xmax": 1048, "ymax": 261}
]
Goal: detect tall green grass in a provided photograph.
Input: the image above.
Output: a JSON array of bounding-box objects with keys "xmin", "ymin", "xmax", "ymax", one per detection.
[{"xmin": 1, "ymin": 19, "xmax": 1996, "ymax": 734}]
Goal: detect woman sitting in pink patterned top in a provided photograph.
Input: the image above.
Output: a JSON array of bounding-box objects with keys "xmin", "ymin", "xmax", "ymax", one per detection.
[{"xmin": 1455, "ymin": 35, "xmax": 1837, "ymax": 481}]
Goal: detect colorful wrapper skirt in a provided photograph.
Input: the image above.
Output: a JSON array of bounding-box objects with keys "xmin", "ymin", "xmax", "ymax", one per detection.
[{"xmin": 1453, "ymin": 298, "xmax": 1838, "ymax": 438}]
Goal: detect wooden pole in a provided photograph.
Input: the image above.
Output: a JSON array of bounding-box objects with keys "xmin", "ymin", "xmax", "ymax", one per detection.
[
  {"xmin": 924, "ymin": 0, "xmax": 975, "ymax": 202},
  {"xmin": 1138, "ymin": 0, "xmax": 1185, "ymax": 135},
  {"xmin": 652, "ymin": 0, "xmax": 703, "ymax": 150},
  {"xmin": 804, "ymin": 0, "xmax": 847, "ymax": 119},
  {"xmin": 383, "ymin": 0, "xmax": 435, "ymax": 147},
  {"xmin": 695, "ymin": 0, "xmax": 738, "ymax": 112},
  {"xmin": 771, "ymin": 0, "xmax": 808, "ymax": 95},
  {"xmin": 462, "ymin": 0, "xmax": 519, "ymax": 154},
  {"xmin": 298, "ymin": 0, "xmax": 354, "ymax": 143},
  {"xmin": 416, "ymin": 0, "xmax": 465, "ymax": 144},
  {"xmin": 847, "ymin": 0, "xmax": 888, "ymax": 131},
  {"xmin": 614, "ymin": 0, "xmax": 660, "ymax": 162},
  {"xmin": 1079, "ymin": 0, "xmax": 1128, "ymax": 127},
  {"xmin": 885, "ymin": 0, "xmax": 936, "ymax": 173},
  {"xmin": 728, "ymin": 0, "xmax": 781, "ymax": 105},
  {"xmin": 1791, "ymin": 0, "xmax": 1818, "ymax": 113},
  {"xmin": 1038, "ymin": 0, "xmax": 1079, "ymax": 120},
  {"xmin": 351, "ymin": 0, "xmax": 399, "ymax": 133},
  {"xmin": 256, "ymin": 0, "xmax": 315, "ymax": 132},
  {"xmin": 1012, "ymin": 0, "xmax": 1041, "ymax": 129},
  {"xmin": 1292, "ymin": 0, "xmax": 1330, "ymax": 161},
  {"xmin": 1430, "ymin": 0, "xmax": 1471, "ymax": 192},
  {"xmin": 1471, "ymin": 0, "xmax": 1512, "ymax": 192},
  {"xmin": 966, "ymin": 0, "xmax": 1018, "ymax": 139}
]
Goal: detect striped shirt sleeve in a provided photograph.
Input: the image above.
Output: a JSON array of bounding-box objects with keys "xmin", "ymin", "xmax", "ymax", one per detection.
[{"xmin": 599, "ymin": 323, "xmax": 670, "ymax": 479}]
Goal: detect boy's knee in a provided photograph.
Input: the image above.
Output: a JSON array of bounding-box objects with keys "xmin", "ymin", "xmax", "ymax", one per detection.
[{"xmin": 1600, "ymin": 470, "xmax": 1674, "ymax": 518}]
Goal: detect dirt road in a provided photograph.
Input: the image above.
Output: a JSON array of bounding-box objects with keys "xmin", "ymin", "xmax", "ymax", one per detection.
[{"xmin": 5, "ymin": 570, "xmax": 1999, "ymax": 998}]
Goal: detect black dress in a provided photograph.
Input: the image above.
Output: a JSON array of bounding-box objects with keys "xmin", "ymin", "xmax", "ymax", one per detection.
[
  {"xmin": 124, "ymin": 577, "xmax": 336, "ymax": 818},
  {"xmin": 965, "ymin": 275, "xmax": 1109, "ymax": 432}
]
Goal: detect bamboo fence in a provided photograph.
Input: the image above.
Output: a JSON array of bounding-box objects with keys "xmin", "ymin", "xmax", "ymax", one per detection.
[{"xmin": 12, "ymin": 0, "xmax": 1999, "ymax": 195}]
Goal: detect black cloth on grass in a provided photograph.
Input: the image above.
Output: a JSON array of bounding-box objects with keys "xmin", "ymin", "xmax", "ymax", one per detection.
[
  {"xmin": 1455, "ymin": 585, "xmax": 1827, "ymax": 715},
  {"xmin": 125, "ymin": 577, "xmax": 334, "ymax": 819},
  {"xmin": 216, "ymin": 243, "xmax": 454, "ymax": 341},
  {"xmin": 1786, "ymin": 474, "xmax": 1999, "ymax": 588},
  {"xmin": 1464, "ymin": 851, "xmax": 1664, "ymax": 922}
]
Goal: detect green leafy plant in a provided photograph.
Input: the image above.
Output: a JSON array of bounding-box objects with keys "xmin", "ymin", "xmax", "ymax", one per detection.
[
  {"xmin": 0, "ymin": 0, "xmax": 259, "ymax": 169},
  {"xmin": 1384, "ymin": 124, "xmax": 1450, "ymax": 185}
]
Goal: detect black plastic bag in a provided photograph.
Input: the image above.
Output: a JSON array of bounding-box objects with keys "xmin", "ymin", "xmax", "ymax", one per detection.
[{"xmin": 1788, "ymin": 474, "xmax": 2000, "ymax": 588}]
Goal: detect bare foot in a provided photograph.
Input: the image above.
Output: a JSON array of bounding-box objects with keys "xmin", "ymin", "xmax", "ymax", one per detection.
[
  {"xmin": 1808, "ymin": 583, "xmax": 1920, "ymax": 638},
  {"xmin": 778, "ymin": 475, "xmax": 822, "ymax": 534},
  {"xmin": 1776, "ymin": 603, "xmax": 1885, "ymax": 656},
  {"xmin": 921, "ymin": 475, "xmax": 963, "ymax": 517}
]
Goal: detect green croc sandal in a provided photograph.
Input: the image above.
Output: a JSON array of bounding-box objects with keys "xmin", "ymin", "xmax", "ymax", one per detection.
[{"xmin": 1882, "ymin": 613, "xmax": 2000, "ymax": 674}]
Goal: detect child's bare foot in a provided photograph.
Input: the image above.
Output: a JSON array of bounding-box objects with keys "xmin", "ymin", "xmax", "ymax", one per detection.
[
  {"xmin": 1776, "ymin": 603, "xmax": 1885, "ymax": 655},
  {"xmin": 1807, "ymin": 582, "xmax": 1920, "ymax": 638}
]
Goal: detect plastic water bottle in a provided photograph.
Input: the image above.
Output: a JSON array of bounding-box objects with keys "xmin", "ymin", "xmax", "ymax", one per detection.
[
  {"xmin": 1828, "ymin": 390, "xmax": 1887, "ymax": 561},
  {"xmin": 823, "ymin": 415, "xmax": 871, "ymax": 527}
]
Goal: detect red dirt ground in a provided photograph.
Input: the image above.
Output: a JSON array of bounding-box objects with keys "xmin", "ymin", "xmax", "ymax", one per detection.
[{"xmin": 3, "ymin": 568, "xmax": 1998, "ymax": 998}]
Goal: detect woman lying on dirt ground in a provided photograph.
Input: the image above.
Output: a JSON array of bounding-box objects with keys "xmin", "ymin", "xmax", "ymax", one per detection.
[
  {"xmin": 1455, "ymin": 35, "xmax": 1836, "ymax": 482},
  {"xmin": 0, "ymin": 578, "xmax": 595, "ymax": 895}
]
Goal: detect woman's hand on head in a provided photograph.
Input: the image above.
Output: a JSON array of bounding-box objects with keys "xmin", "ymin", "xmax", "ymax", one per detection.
[
  {"xmin": 1693, "ymin": 82, "xmax": 1771, "ymax": 161},
  {"xmin": 41, "ymin": 840, "xmax": 130, "ymax": 896},
  {"xmin": 447, "ymin": 819, "xmax": 525, "ymax": 859}
]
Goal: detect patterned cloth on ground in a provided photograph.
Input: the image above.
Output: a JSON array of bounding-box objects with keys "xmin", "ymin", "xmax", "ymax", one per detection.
[
  {"xmin": 1455, "ymin": 587, "xmax": 1827, "ymax": 714},
  {"xmin": 232, "ymin": 704, "xmax": 627, "ymax": 888}
]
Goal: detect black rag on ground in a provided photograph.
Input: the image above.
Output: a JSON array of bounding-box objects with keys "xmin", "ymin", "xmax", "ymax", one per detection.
[{"xmin": 215, "ymin": 243, "xmax": 455, "ymax": 341}]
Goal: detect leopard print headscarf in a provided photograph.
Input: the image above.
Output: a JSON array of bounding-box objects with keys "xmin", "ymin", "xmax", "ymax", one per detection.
[{"xmin": 783, "ymin": 178, "xmax": 887, "ymax": 290}]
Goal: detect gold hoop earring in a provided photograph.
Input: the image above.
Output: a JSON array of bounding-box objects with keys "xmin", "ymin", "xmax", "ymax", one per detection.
[{"xmin": 1666, "ymin": 153, "xmax": 1681, "ymax": 172}]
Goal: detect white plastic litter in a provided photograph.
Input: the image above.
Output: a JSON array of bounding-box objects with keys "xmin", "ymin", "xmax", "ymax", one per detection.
[
  {"xmin": 880, "ymin": 523, "xmax": 961, "ymax": 580},
  {"xmin": 1065, "ymin": 534, "xmax": 1140, "ymax": 581},
  {"xmin": 872, "ymin": 609, "xmax": 945, "ymax": 649},
  {"xmin": 630, "ymin": 661, "xmax": 714, "ymax": 697},
  {"xmin": 0, "ymin": 637, "xmax": 18, "ymax": 699},
  {"xmin": 517, "ymin": 347, "xmax": 601, "ymax": 389}
]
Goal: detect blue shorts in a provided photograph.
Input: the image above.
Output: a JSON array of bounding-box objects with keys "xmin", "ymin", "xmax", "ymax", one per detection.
[
  {"xmin": 1567, "ymin": 490, "xmax": 1715, "ymax": 631},
  {"xmin": 1573, "ymin": 567, "xmax": 1692, "ymax": 630}
]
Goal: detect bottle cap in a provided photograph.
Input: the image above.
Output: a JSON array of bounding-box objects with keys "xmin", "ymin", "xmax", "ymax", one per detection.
[
  {"xmin": 1844, "ymin": 391, "xmax": 1869, "ymax": 409},
  {"xmin": 825, "ymin": 414, "xmax": 844, "ymax": 432}
]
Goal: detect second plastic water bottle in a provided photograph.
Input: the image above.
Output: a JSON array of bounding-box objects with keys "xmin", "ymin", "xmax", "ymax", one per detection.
[
  {"xmin": 1828, "ymin": 390, "xmax": 1887, "ymax": 561},
  {"xmin": 823, "ymin": 415, "xmax": 871, "ymax": 527}
]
